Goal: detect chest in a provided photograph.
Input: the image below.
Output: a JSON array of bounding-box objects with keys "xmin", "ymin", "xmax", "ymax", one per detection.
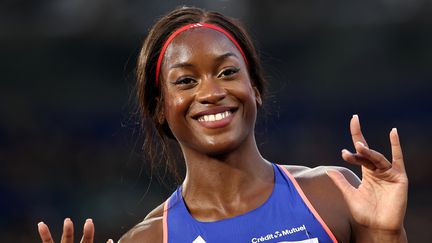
[{"xmin": 167, "ymin": 185, "xmax": 337, "ymax": 243}]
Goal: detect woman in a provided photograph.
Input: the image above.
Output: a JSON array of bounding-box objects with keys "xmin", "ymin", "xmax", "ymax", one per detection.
[{"xmin": 38, "ymin": 6, "xmax": 408, "ymax": 243}]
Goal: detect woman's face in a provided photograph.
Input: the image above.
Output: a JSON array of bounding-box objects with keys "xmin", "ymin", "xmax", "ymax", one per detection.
[{"xmin": 159, "ymin": 28, "xmax": 261, "ymax": 156}]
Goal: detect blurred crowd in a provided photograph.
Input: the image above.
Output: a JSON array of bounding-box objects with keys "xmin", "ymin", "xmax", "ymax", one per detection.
[{"xmin": 1, "ymin": 0, "xmax": 431, "ymax": 241}]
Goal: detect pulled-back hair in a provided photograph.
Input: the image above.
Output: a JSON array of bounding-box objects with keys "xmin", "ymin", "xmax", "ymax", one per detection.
[{"xmin": 136, "ymin": 6, "xmax": 267, "ymax": 182}]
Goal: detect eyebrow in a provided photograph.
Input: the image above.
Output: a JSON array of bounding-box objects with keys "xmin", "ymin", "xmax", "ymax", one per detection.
[
  {"xmin": 215, "ymin": 52, "xmax": 239, "ymax": 63},
  {"xmin": 168, "ymin": 52, "xmax": 239, "ymax": 70}
]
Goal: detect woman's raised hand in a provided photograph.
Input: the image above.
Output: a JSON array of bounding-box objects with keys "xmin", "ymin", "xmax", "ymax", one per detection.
[
  {"xmin": 37, "ymin": 218, "xmax": 114, "ymax": 243},
  {"xmin": 327, "ymin": 115, "xmax": 408, "ymax": 242}
]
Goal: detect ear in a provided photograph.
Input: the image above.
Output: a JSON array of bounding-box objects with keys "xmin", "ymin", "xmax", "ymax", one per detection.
[{"xmin": 253, "ymin": 86, "xmax": 262, "ymax": 107}]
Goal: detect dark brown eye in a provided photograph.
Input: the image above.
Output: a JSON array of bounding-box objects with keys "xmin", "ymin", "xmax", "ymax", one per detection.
[
  {"xmin": 174, "ymin": 77, "xmax": 196, "ymax": 85},
  {"xmin": 218, "ymin": 67, "xmax": 240, "ymax": 78}
]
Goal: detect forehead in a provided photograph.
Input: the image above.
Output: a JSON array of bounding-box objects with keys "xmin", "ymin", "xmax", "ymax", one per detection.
[{"xmin": 162, "ymin": 28, "xmax": 243, "ymax": 66}]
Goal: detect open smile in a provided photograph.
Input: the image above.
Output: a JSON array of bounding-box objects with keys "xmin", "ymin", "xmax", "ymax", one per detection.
[
  {"xmin": 192, "ymin": 106, "xmax": 238, "ymax": 129},
  {"xmin": 197, "ymin": 110, "xmax": 232, "ymax": 122}
]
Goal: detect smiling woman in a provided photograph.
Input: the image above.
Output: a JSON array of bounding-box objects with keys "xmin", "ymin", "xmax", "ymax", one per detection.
[
  {"xmin": 37, "ymin": 6, "xmax": 408, "ymax": 243},
  {"xmin": 161, "ymin": 27, "xmax": 261, "ymax": 156}
]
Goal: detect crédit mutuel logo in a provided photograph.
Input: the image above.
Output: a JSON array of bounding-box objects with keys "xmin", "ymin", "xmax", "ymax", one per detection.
[{"xmin": 250, "ymin": 224, "xmax": 308, "ymax": 243}]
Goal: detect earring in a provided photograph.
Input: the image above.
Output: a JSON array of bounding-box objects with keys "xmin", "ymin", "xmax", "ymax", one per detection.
[{"xmin": 256, "ymin": 96, "xmax": 263, "ymax": 106}]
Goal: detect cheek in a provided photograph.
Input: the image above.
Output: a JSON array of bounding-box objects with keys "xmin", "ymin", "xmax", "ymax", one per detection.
[
  {"xmin": 233, "ymin": 82, "xmax": 257, "ymax": 105},
  {"xmin": 234, "ymin": 70, "xmax": 256, "ymax": 101},
  {"xmin": 164, "ymin": 93, "xmax": 188, "ymax": 122},
  {"xmin": 237, "ymin": 84, "xmax": 259, "ymax": 120},
  {"xmin": 173, "ymin": 96, "xmax": 186, "ymax": 107}
]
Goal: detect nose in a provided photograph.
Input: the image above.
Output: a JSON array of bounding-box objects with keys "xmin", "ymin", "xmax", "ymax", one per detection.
[{"xmin": 195, "ymin": 78, "xmax": 226, "ymax": 104}]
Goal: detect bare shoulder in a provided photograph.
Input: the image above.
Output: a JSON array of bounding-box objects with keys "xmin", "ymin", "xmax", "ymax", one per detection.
[
  {"xmin": 282, "ymin": 164, "xmax": 361, "ymax": 206},
  {"xmin": 284, "ymin": 164, "xmax": 360, "ymax": 188},
  {"xmin": 281, "ymin": 164, "xmax": 360, "ymax": 243},
  {"xmin": 118, "ymin": 203, "xmax": 165, "ymax": 243}
]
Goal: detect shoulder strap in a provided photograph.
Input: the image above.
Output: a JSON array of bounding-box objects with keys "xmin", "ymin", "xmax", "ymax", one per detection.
[{"xmin": 276, "ymin": 164, "xmax": 338, "ymax": 243}]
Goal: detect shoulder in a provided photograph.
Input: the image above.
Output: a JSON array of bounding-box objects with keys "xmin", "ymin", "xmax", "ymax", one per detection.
[
  {"xmin": 282, "ymin": 164, "xmax": 360, "ymax": 209},
  {"xmin": 281, "ymin": 164, "xmax": 360, "ymax": 242},
  {"xmin": 284, "ymin": 164, "xmax": 360, "ymax": 187},
  {"xmin": 118, "ymin": 203, "xmax": 165, "ymax": 243}
]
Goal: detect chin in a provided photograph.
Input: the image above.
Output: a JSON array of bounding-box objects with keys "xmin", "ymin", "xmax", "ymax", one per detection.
[
  {"xmin": 194, "ymin": 134, "xmax": 249, "ymax": 157},
  {"xmin": 203, "ymin": 144, "xmax": 238, "ymax": 157}
]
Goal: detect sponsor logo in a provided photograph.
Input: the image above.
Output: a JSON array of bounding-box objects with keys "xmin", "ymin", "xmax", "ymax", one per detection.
[{"xmin": 251, "ymin": 225, "xmax": 307, "ymax": 243}]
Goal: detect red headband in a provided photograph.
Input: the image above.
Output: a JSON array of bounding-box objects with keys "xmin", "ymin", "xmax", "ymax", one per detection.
[{"xmin": 155, "ymin": 22, "xmax": 249, "ymax": 86}]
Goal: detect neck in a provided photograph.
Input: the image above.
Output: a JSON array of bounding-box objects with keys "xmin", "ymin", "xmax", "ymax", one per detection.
[{"xmin": 180, "ymin": 135, "xmax": 273, "ymax": 214}]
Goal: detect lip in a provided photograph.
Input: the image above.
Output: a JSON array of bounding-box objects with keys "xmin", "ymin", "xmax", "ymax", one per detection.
[{"xmin": 191, "ymin": 106, "xmax": 237, "ymax": 129}]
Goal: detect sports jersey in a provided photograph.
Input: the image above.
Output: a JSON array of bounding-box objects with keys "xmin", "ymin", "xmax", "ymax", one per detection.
[{"xmin": 162, "ymin": 163, "xmax": 338, "ymax": 243}]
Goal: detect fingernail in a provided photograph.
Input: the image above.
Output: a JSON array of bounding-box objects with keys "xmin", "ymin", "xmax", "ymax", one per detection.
[
  {"xmin": 86, "ymin": 218, "xmax": 93, "ymax": 223},
  {"xmin": 107, "ymin": 239, "xmax": 114, "ymax": 243},
  {"xmin": 392, "ymin": 127, "xmax": 398, "ymax": 133},
  {"xmin": 64, "ymin": 218, "xmax": 71, "ymax": 222},
  {"xmin": 356, "ymin": 141, "xmax": 365, "ymax": 147},
  {"xmin": 353, "ymin": 114, "xmax": 358, "ymax": 119},
  {"xmin": 38, "ymin": 221, "xmax": 44, "ymax": 227}
]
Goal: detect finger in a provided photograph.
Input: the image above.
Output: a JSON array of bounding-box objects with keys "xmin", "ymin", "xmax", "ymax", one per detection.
[
  {"xmin": 350, "ymin": 114, "xmax": 369, "ymax": 149},
  {"xmin": 61, "ymin": 218, "xmax": 74, "ymax": 243},
  {"xmin": 355, "ymin": 141, "xmax": 392, "ymax": 171},
  {"xmin": 326, "ymin": 169, "xmax": 357, "ymax": 199},
  {"xmin": 37, "ymin": 222, "xmax": 55, "ymax": 243},
  {"xmin": 80, "ymin": 218, "xmax": 94, "ymax": 243},
  {"xmin": 390, "ymin": 128, "xmax": 406, "ymax": 172},
  {"xmin": 341, "ymin": 149, "xmax": 376, "ymax": 170},
  {"xmin": 106, "ymin": 239, "xmax": 114, "ymax": 243}
]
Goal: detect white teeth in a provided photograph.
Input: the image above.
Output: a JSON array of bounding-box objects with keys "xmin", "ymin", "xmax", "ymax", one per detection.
[{"xmin": 198, "ymin": 111, "xmax": 232, "ymax": 122}]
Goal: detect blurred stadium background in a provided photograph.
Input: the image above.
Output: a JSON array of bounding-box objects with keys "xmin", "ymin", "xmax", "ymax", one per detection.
[{"xmin": 1, "ymin": 0, "xmax": 431, "ymax": 241}]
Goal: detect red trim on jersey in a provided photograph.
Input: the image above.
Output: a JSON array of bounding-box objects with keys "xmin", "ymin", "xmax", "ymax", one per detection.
[{"xmin": 162, "ymin": 200, "xmax": 169, "ymax": 243}]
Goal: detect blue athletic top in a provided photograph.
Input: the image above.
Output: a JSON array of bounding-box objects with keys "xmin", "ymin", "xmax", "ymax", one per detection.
[{"xmin": 162, "ymin": 163, "xmax": 337, "ymax": 243}]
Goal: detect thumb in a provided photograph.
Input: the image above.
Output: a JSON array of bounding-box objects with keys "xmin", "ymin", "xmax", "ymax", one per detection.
[{"xmin": 326, "ymin": 169, "xmax": 356, "ymax": 197}]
